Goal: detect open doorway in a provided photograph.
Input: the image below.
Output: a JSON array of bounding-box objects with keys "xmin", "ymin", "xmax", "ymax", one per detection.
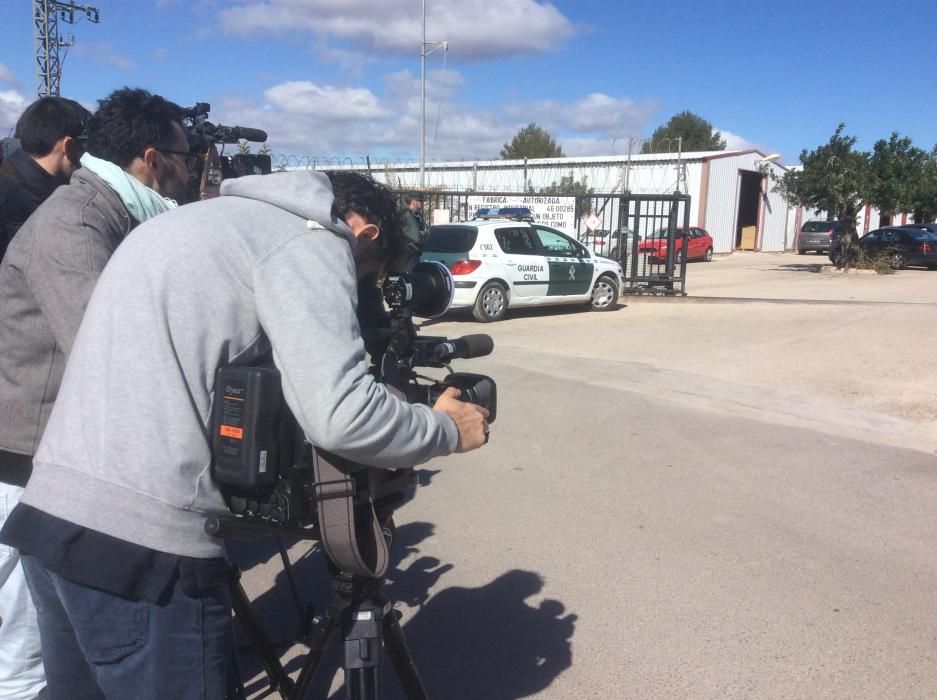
[{"xmin": 735, "ymin": 170, "xmax": 761, "ymax": 249}]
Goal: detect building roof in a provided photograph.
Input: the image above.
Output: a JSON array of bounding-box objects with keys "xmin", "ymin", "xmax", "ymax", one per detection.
[{"xmin": 365, "ymin": 150, "xmax": 782, "ymax": 171}]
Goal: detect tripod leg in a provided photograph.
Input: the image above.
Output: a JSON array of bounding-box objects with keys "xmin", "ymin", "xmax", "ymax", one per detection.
[
  {"xmin": 228, "ymin": 566, "xmax": 295, "ymax": 695},
  {"xmin": 383, "ymin": 608, "xmax": 430, "ymax": 700},
  {"xmin": 292, "ymin": 603, "xmax": 341, "ymax": 699},
  {"xmin": 342, "ymin": 600, "xmax": 385, "ymax": 700}
]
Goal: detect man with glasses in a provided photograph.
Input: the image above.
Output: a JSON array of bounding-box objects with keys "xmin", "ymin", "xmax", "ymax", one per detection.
[{"xmin": 0, "ymin": 87, "xmax": 192, "ymax": 699}]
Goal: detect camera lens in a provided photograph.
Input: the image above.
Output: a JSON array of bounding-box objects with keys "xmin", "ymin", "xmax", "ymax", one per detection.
[{"xmin": 383, "ymin": 261, "xmax": 454, "ymax": 318}]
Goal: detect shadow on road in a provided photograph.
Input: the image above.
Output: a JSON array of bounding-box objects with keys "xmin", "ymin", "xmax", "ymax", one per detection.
[
  {"xmin": 233, "ymin": 530, "xmax": 576, "ymax": 699},
  {"xmin": 390, "ymin": 569, "xmax": 577, "ymax": 700},
  {"xmin": 774, "ymin": 263, "xmax": 829, "ymax": 274}
]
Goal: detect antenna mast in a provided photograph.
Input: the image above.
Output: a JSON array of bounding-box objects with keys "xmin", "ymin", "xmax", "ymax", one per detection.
[{"xmin": 34, "ymin": 0, "xmax": 101, "ymax": 97}]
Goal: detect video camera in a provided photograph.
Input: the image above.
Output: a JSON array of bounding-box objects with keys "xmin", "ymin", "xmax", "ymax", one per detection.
[
  {"xmin": 181, "ymin": 102, "xmax": 270, "ymax": 201},
  {"xmin": 209, "ymin": 261, "xmax": 497, "ymax": 531}
]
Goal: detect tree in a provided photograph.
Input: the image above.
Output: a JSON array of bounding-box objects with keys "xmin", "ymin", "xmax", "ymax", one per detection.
[
  {"xmin": 541, "ymin": 171, "xmax": 593, "ymax": 219},
  {"xmin": 774, "ymin": 124, "xmax": 870, "ymax": 239},
  {"xmin": 641, "ymin": 111, "xmax": 727, "ymax": 154},
  {"xmin": 868, "ymin": 133, "xmax": 926, "ymax": 218},
  {"xmin": 500, "ymin": 123, "xmax": 564, "ymax": 160},
  {"xmin": 909, "ymin": 147, "xmax": 937, "ymax": 223}
]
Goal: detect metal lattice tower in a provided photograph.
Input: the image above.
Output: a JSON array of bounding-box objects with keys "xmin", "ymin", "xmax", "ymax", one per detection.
[{"xmin": 33, "ymin": 0, "xmax": 100, "ymax": 97}]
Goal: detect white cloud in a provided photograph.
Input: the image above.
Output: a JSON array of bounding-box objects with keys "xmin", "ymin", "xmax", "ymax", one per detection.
[
  {"xmin": 73, "ymin": 42, "xmax": 136, "ymax": 71},
  {"xmin": 506, "ymin": 93, "xmax": 660, "ymax": 138},
  {"xmin": 0, "ymin": 64, "xmax": 20, "ymax": 89},
  {"xmin": 264, "ymin": 81, "xmax": 392, "ymax": 120},
  {"xmin": 716, "ymin": 127, "xmax": 761, "ymax": 152},
  {"xmin": 210, "ymin": 72, "xmax": 659, "ymax": 164},
  {"xmin": 0, "ymin": 90, "xmax": 29, "ymax": 137},
  {"xmin": 218, "ymin": 0, "xmax": 578, "ymax": 60}
]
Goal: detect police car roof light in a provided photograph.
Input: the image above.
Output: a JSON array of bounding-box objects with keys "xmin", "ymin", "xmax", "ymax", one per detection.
[{"xmin": 473, "ymin": 206, "xmax": 534, "ymax": 222}]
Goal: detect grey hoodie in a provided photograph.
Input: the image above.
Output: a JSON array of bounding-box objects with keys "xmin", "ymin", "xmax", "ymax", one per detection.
[{"xmin": 22, "ymin": 171, "xmax": 458, "ymax": 558}]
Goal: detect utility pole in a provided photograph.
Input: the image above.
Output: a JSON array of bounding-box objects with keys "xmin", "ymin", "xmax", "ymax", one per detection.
[
  {"xmin": 34, "ymin": 0, "xmax": 100, "ymax": 97},
  {"xmin": 419, "ymin": 0, "xmax": 446, "ymax": 188}
]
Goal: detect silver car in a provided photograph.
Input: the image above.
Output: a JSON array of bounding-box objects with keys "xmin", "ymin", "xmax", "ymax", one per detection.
[{"xmin": 798, "ymin": 220, "xmax": 842, "ymax": 254}]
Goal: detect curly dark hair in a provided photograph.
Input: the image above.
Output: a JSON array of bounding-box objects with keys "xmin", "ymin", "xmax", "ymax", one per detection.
[
  {"xmin": 326, "ymin": 171, "xmax": 409, "ymax": 273},
  {"xmin": 85, "ymin": 87, "xmax": 183, "ymax": 168},
  {"xmin": 15, "ymin": 97, "xmax": 91, "ymax": 157}
]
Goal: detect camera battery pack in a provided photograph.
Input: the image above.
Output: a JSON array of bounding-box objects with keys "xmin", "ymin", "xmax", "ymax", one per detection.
[{"xmin": 211, "ymin": 365, "xmax": 286, "ymax": 490}]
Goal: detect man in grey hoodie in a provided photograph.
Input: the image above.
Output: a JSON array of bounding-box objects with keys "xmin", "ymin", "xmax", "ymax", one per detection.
[{"xmin": 1, "ymin": 169, "xmax": 489, "ymax": 699}]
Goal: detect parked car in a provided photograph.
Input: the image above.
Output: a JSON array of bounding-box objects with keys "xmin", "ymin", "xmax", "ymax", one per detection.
[
  {"xmin": 420, "ymin": 217, "xmax": 625, "ymax": 322},
  {"xmin": 852, "ymin": 227, "xmax": 937, "ymax": 269},
  {"xmin": 579, "ymin": 228, "xmax": 639, "ymax": 260},
  {"xmin": 899, "ymin": 223, "xmax": 937, "ymax": 235},
  {"xmin": 637, "ymin": 227, "xmax": 713, "ymax": 262},
  {"xmin": 834, "ymin": 226, "xmax": 937, "ymax": 268},
  {"xmin": 798, "ymin": 220, "xmax": 842, "ymax": 254}
]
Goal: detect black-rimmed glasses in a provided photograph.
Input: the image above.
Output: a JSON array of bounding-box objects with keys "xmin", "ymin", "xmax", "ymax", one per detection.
[{"xmin": 159, "ymin": 148, "xmax": 199, "ymax": 171}]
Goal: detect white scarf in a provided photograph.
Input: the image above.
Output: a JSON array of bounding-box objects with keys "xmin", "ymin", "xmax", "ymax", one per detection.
[{"xmin": 80, "ymin": 152, "xmax": 178, "ymax": 222}]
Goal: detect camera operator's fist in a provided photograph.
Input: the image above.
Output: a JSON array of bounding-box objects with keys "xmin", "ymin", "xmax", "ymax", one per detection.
[{"xmin": 434, "ymin": 387, "xmax": 490, "ymax": 453}]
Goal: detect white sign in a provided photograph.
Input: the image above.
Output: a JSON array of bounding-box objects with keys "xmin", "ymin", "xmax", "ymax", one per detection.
[
  {"xmin": 466, "ymin": 195, "xmax": 576, "ymax": 234},
  {"xmin": 585, "ymin": 213, "xmax": 600, "ymax": 231},
  {"xmin": 431, "ymin": 208, "xmax": 450, "ymax": 225}
]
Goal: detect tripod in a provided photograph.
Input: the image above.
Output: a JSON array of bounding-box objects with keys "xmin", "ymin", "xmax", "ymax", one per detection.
[{"xmin": 207, "ymin": 515, "xmax": 430, "ymax": 700}]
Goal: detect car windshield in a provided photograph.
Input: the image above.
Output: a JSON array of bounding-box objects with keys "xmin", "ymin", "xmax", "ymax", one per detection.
[
  {"xmin": 802, "ymin": 221, "xmax": 833, "ymax": 233},
  {"xmin": 650, "ymin": 229, "xmax": 682, "ymax": 238},
  {"xmin": 423, "ymin": 226, "xmax": 479, "ymax": 252}
]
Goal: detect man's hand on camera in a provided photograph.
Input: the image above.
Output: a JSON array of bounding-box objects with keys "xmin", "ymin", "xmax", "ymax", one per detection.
[{"xmin": 433, "ymin": 386, "xmax": 490, "ymax": 452}]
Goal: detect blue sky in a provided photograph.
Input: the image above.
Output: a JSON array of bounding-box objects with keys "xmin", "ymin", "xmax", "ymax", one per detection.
[{"xmin": 1, "ymin": 0, "xmax": 935, "ymax": 165}]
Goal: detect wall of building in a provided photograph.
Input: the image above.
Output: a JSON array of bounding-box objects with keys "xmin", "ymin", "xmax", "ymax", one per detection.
[{"xmin": 310, "ymin": 150, "xmax": 798, "ymax": 253}]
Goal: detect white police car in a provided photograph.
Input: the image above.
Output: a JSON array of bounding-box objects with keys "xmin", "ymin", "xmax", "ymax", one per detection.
[{"xmin": 420, "ymin": 209, "xmax": 625, "ymax": 322}]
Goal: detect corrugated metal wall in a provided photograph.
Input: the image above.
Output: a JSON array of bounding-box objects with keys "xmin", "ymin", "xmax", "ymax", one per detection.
[
  {"xmin": 704, "ymin": 157, "xmax": 742, "ymax": 253},
  {"xmin": 761, "ymin": 162, "xmax": 789, "ymax": 252},
  {"xmin": 704, "ymin": 153, "xmax": 789, "ymax": 253}
]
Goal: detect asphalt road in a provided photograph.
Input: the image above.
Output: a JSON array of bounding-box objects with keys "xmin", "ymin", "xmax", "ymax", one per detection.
[{"xmin": 238, "ymin": 254, "xmax": 937, "ymax": 699}]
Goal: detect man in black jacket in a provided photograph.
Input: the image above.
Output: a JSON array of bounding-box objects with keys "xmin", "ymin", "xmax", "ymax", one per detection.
[{"xmin": 0, "ymin": 97, "xmax": 91, "ymax": 261}]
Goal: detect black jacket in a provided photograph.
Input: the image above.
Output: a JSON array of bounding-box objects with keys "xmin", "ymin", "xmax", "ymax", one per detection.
[{"xmin": 0, "ymin": 149, "xmax": 65, "ymax": 261}]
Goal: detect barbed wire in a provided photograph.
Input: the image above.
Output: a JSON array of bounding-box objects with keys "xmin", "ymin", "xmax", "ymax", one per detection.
[{"xmin": 270, "ymin": 154, "xmax": 688, "ymax": 195}]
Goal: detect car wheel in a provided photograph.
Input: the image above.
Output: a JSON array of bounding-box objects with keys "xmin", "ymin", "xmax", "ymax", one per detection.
[
  {"xmin": 798, "ymin": 249, "xmax": 806, "ymax": 255},
  {"xmin": 889, "ymin": 252, "xmax": 907, "ymax": 270},
  {"xmin": 703, "ymin": 247, "xmax": 713, "ymax": 262},
  {"xmin": 472, "ymin": 281, "xmax": 507, "ymax": 322},
  {"xmin": 590, "ymin": 275, "xmax": 619, "ymax": 311}
]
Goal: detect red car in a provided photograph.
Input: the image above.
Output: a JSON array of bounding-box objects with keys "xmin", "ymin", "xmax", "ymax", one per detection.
[{"xmin": 637, "ymin": 227, "xmax": 714, "ymax": 262}]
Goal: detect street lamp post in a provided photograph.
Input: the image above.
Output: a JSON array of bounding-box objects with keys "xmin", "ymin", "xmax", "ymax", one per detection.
[{"xmin": 419, "ymin": 0, "xmax": 446, "ymax": 189}]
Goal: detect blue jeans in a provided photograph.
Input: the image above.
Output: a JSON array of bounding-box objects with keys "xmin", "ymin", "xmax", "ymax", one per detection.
[{"xmin": 21, "ymin": 554, "xmax": 233, "ymax": 700}]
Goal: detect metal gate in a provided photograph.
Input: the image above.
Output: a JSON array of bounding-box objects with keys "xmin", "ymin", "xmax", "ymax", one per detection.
[{"xmin": 403, "ymin": 191, "xmax": 692, "ymax": 295}]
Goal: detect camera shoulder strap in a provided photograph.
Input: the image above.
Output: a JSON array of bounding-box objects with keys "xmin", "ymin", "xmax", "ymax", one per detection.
[{"xmin": 311, "ymin": 448, "xmax": 389, "ymax": 579}]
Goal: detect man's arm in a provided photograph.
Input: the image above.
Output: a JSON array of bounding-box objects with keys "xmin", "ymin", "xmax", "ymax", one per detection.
[
  {"xmin": 23, "ymin": 208, "xmax": 116, "ymax": 356},
  {"xmin": 255, "ymin": 230, "xmax": 464, "ymax": 469}
]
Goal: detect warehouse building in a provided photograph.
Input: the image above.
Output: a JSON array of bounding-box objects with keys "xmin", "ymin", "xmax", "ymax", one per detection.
[{"xmin": 333, "ymin": 150, "xmax": 793, "ymax": 254}]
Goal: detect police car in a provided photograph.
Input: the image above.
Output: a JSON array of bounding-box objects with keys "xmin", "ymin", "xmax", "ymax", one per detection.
[{"xmin": 420, "ymin": 208, "xmax": 625, "ymax": 322}]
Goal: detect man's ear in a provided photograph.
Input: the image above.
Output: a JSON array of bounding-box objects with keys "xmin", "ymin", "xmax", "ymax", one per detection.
[
  {"xmin": 62, "ymin": 136, "xmax": 81, "ymax": 163},
  {"xmin": 141, "ymin": 146, "xmax": 161, "ymax": 173},
  {"xmin": 358, "ymin": 223, "xmax": 380, "ymax": 242}
]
